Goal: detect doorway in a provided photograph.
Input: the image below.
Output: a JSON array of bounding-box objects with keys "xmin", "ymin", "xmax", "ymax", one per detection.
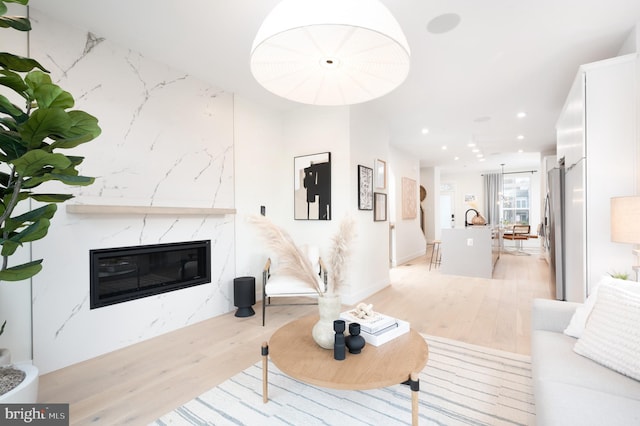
[{"xmin": 440, "ymin": 192, "xmax": 454, "ymax": 229}]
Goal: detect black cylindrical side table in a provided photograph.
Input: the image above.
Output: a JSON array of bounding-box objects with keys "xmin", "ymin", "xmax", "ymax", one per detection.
[{"xmin": 233, "ymin": 276, "xmax": 256, "ymax": 317}]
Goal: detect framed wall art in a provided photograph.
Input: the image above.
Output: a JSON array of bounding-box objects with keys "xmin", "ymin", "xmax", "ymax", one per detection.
[
  {"xmin": 374, "ymin": 192, "xmax": 387, "ymax": 222},
  {"xmin": 357, "ymin": 165, "xmax": 373, "ymax": 210},
  {"xmin": 294, "ymin": 152, "xmax": 331, "ymax": 220},
  {"xmin": 374, "ymin": 159, "xmax": 386, "ymax": 190},
  {"xmin": 402, "ymin": 177, "xmax": 417, "ymax": 219}
]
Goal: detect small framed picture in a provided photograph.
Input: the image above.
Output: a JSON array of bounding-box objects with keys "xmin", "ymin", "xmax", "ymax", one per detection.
[
  {"xmin": 358, "ymin": 165, "xmax": 373, "ymax": 210},
  {"xmin": 374, "ymin": 159, "xmax": 386, "ymax": 190},
  {"xmin": 374, "ymin": 192, "xmax": 387, "ymax": 222}
]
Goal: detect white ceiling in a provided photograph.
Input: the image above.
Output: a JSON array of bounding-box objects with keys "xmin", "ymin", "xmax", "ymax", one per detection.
[{"xmin": 29, "ymin": 0, "xmax": 640, "ymax": 173}]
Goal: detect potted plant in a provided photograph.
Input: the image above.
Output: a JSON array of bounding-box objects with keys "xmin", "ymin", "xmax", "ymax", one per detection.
[{"xmin": 0, "ymin": 0, "xmax": 101, "ymax": 400}]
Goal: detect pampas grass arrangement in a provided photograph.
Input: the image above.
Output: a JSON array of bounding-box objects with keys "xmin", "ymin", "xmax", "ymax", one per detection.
[
  {"xmin": 328, "ymin": 216, "xmax": 356, "ymax": 294},
  {"xmin": 249, "ymin": 214, "xmax": 356, "ymax": 297},
  {"xmin": 248, "ymin": 215, "xmax": 323, "ymax": 295}
]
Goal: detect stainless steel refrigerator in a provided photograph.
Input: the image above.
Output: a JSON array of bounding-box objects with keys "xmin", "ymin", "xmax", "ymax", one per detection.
[{"xmin": 546, "ymin": 166, "xmax": 565, "ymax": 300}]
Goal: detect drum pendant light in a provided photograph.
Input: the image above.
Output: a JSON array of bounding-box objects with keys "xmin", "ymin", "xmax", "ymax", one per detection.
[{"xmin": 250, "ymin": 0, "xmax": 411, "ymax": 106}]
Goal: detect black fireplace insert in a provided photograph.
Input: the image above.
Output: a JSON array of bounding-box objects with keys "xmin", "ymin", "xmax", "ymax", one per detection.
[{"xmin": 90, "ymin": 240, "xmax": 211, "ymax": 309}]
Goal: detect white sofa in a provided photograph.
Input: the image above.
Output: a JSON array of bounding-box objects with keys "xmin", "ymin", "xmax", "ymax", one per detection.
[{"xmin": 531, "ymin": 298, "xmax": 640, "ymax": 425}]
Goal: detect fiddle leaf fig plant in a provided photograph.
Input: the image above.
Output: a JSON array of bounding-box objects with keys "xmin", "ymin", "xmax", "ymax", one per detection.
[{"xmin": 0, "ymin": 0, "xmax": 101, "ymax": 286}]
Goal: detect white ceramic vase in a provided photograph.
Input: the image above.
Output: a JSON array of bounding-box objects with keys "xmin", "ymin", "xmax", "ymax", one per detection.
[{"xmin": 312, "ymin": 293, "xmax": 341, "ymax": 349}]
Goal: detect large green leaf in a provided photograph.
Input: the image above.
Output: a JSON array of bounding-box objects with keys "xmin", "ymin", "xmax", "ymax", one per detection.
[
  {"xmin": 23, "ymin": 173, "xmax": 93, "ymax": 189},
  {"xmin": 12, "ymin": 217, "xmax": 50, "ymax": 243},
  {"xmin": 11, "ymin": 149, "xmax": 72, "ymax": 176},
  {"xmin": 2, "ymin": 189, "xmax": 29, "ymax": 207},
  {"xmin": 1, "ymin": 0, "xmax": 29, "ymax": 6},
  {"xmin": 0, "ymin": 219, "xmax": 51, "ymax": 256},
  {"xmin": 4, "ymin": 203, "xmax": 56, "ymax": 234},
  {"xmin": 0, "ymin": 239, "xmax": 19, "ymax": 256},
  {"xmin": 0, "ymin": 94, "xmax": 25, "ymax": 119},
  {"xmin": 34, "ymin": 83, "xmax": 74, "ymax": 109},
  {"xmin": 0, "ymin": 16, "xmax": 30, "ymax": 31},
  {"xmin": 48, "ymin": 111, "xmax": 101, "ymax": 149},
  {"xmin": 19, "ymin": 108, "xmax": 71, "ymax": 148},
  {"xmin": 0, "ymin": 69, "xmax": 29, "ymax": 97},
  {"xmin": 0, "ymin": 259, "xmax": 42, "ymax": 282},
  {"xmin": 0, "ymin": 130, "xmax": 27, "ymax": 160},
  {"xmin": 30, "ymin": 193, "xmax": 74, "ymax": 203},
  {"xmin": 0, "ymin": 116, "xmax": 19, "ymax": 131},
  {"xmin": 0, "ymin": 52, "xmax": 48, "ymax": 73}
]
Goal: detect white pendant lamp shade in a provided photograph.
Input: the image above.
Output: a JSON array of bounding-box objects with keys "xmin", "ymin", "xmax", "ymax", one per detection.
[{"xmin": 250, "ymin": 0, "xmax": 411, "ymax": 106}]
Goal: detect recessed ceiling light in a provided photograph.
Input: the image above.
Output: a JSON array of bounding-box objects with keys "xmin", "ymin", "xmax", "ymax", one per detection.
[
  {"xmin": 472, "ymin": 148, "xmax": 480, "ymax": 153},
  {"xmin": 467, "ymin": 142, "xmax": 476, "ymax": 147},
  {"xmin": 517, "ymin": 135, "xmax": 524, "ymax": 140},
  {"xmin": 476, "ymin": 153, "xmax": 484, "ymax": 158},
  {"xmin": 518, "ymin": 149, "xmax": 524, "ymax": 153},
  {"xmin": 479, "ymin": 158, "xmax": 486, "ymax": 162},
  {"xmin": 426, "ymin": 13, "xmax": 461, "ymax": 34},
  {"xmin": 421, "ymin": 128, "xmax": 429, "ymax": 134},
  {"xmin": 441, "ymin": 145, "xmax": 447, "ymax": 150},
  {"xmin": 454, "ymin": 156, "xmax": 459, "ymax": 160},
  {"xmin": 517, "ymin": 112, "xmax": 527, "ymax": 118}
]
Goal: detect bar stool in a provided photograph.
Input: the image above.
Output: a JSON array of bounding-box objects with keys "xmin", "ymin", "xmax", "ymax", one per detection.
[{"xmin": 429, "ymin": 240, "xmax": 441, "ymax": 271}]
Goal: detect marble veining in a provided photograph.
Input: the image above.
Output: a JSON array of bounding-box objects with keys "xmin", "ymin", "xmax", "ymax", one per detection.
[
  {"xmin": 29, "ymin": 9, "xmax": 237, "ymax": 374},
  {"xmin": 54, "ymin": 293, "xmax": 89, "ymax": 339},
  {"xmin": 45, "ymin": 31, "xmax": 105, "ymax": 80},
  {"xmin": 123, "ymin": 50, "xmax": 189, "ymax": 141}
]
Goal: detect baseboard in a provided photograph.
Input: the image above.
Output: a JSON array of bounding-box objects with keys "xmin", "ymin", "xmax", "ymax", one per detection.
[{"xmin": 396, "ymin": 249, "xmax": 427, "ymax": 266}]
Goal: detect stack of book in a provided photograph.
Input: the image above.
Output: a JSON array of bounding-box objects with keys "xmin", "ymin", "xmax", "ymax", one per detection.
[{"xmin": 339, "ymin": 309, "xmax": 409, "ymax": 346}]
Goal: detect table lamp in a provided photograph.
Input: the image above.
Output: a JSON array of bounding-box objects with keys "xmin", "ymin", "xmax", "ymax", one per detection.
[{"xmin": 610, "ymin": 196, "xmax": 640, "ymax": 281}]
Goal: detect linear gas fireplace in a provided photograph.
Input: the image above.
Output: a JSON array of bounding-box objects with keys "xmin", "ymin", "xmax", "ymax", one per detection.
[{"xmin": 90, "ymin": 240, "xmax": 211, "ymax": 309}]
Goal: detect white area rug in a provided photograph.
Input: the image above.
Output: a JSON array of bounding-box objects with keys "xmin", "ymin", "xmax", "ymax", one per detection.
[{"xmin": 152, "ymin": 335, "xmax": 535, "ymax": 425}]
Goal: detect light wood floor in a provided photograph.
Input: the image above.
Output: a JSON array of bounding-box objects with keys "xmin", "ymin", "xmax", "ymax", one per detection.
[{"xmin": 38, "ymin": 248, "xmax": 554, "ymax": 425}]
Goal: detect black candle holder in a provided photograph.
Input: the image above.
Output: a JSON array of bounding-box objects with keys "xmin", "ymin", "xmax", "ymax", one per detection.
[{"xmin": 333, "ymin": 319, "xmax": 346, "ymax": 360}]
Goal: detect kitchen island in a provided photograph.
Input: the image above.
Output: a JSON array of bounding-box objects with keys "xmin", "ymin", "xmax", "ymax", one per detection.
[{"xmin": 440, "ymin": 226, "xmax": 500, "ymax": 278}]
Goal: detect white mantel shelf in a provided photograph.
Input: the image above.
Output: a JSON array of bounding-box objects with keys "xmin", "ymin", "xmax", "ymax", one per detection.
[{"xmin": 66, "ymin": 204, "xmax": 236, "ymax": 216}]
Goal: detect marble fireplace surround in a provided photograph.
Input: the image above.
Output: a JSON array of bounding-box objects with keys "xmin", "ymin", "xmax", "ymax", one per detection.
[{"xmin": 26, "ymin": 8, "xmax": 238, "ymax": 374}]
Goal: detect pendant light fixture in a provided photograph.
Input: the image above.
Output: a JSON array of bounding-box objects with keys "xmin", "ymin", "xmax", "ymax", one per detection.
[{"xmin": 250, "ymin": 0, "xmax": 411, "ymax": 106}]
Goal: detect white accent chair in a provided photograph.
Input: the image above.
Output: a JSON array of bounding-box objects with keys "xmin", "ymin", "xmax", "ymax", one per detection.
[{"xmin": 262, "ymin": 245, "xmax": 327, "ymax": 326}]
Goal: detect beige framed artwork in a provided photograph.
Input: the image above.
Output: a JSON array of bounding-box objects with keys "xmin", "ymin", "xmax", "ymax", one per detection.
[
  {"xmin": 402, "ymin": 177, "xmax": 417, "ymax": 219},
  {"xmin": 374, "ymin": 159, "xmax": 386, "ymax": 190}
]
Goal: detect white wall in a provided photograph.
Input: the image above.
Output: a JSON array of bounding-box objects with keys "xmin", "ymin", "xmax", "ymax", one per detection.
[
  {"xmin": 233, "ymin": 97, "xmax": 285, "ymax": 284},
  {"xmin": 234, "ymin": 104, "xmax": 394, "ymax": 306},
  {"xmin": 390, "ymin": 146, "xmax": 426, "ymax": 265},
  {"xmin": 29, "ymin": 10, "xmax": 237, "ymax": 374},
  {"xmin": 348, "ymin": 106, "xmax": 392, "ymax": 303}
]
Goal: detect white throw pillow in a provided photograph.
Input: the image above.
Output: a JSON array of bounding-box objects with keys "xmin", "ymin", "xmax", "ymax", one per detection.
[
  {"xmin": 573, "ymin": 283, "xmax": 640, "ymax": 381},
  {"xmin": 564, "ymin": 275, "xmax": 640, "ymax": 338}
]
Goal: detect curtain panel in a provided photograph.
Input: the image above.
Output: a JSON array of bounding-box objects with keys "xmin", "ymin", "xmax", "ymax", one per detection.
[{"xmin": 483, "ymin": 173, "xmax": 503, "ymax": 225}]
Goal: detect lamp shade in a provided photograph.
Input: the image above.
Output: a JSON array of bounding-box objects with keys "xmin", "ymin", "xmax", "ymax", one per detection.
[
  {"xmin": 611, "ymin": 196, "xmax": 640, "ymax": 243},
  {"xmin": 250, "ymin": 0, "xmax": 411, "ymax": 106}
]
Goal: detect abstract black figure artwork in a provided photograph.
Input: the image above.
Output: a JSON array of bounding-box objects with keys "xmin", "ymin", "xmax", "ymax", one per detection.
[{"xmin": 294, "ymin": 152, "xmax": 331, "ymax": 220}]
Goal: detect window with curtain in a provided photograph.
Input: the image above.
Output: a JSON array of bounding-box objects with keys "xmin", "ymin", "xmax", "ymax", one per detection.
[
  {"xmin": 483, "ymin": 173, "xmax": 502, "ymax": 225},
  {"xmin": 502, "ymin": 175, "xmax": 531, "ymax": 225}
]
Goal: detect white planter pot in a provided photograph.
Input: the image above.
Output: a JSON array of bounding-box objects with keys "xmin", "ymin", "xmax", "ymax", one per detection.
[{"xmin": 0, "ymin": 363, "xmax": 39, "ymax": 403}]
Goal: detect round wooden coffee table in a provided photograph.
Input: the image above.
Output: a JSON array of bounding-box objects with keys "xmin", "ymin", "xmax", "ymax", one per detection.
[{"xmin": 262, "ymin": 315, "xmax": 429, "ymax": 425}]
